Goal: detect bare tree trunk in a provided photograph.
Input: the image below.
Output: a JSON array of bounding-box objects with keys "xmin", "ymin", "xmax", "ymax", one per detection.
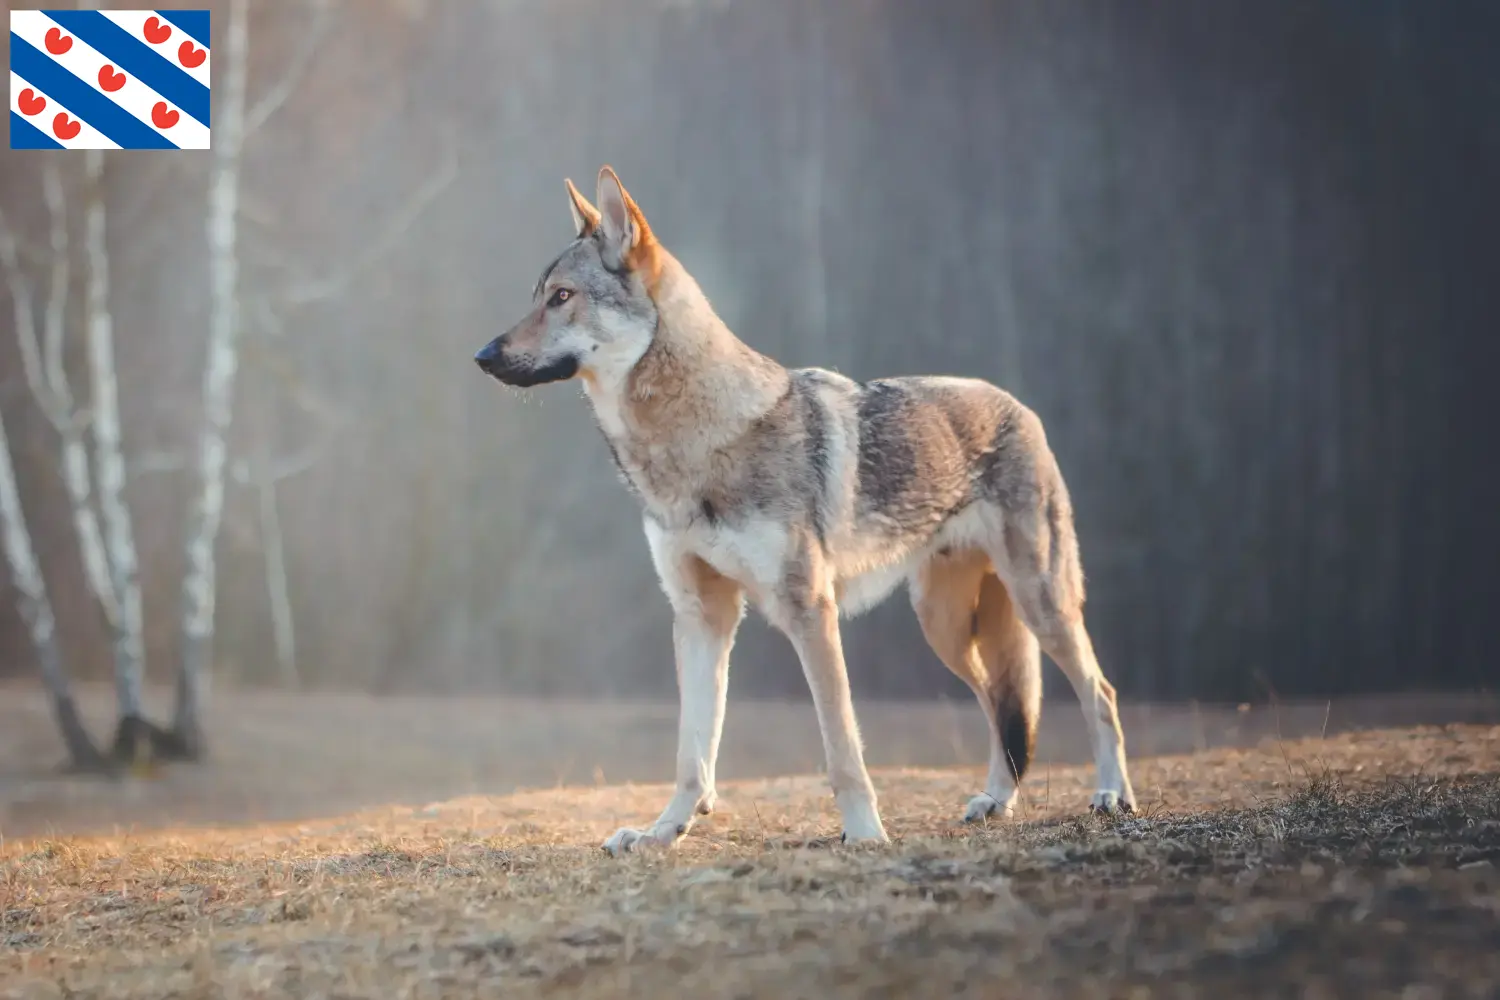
[
  {"xmin": 174, "ymin": 0, "xmax": 249, "ymax": 756},
  {"xmin": 0, "ymin": 415, "xmax": 109, "ymax": 773},
  {"xmin": 1, "ymin": 173, "xmax": 119, "ymax": 631},
  {"xmin": 81, "ymin": 151, "xmax": 149, "ymax": 749},
  {"xmin": 232, "ymin": 451, "xmax": 303, "ymax": 689},
  {"xmin": 0, "ymin": 177, "xmax": 119, "ymax": 773},
  {"xmin": 256, "ymin": 471, "xmax": 298, "ymax": 688}
]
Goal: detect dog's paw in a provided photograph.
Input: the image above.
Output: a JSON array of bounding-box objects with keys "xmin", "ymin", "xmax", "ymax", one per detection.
[
  {"xmin": 838, "ymin": 828, "xmax": 891, "ymax": 846},
  {"xmin": 837, "ymin": 812, "xmax": 890, "ymax": 845},
  {"xmin": 1088, "ymin": 790, "xmax": 1135, "ymax": 815},
  {"xmin": 962, "ymin": 792, "xmax": 1016, "ymax": 824},
  {"xmin": 601, "ymin": 823, "xmax": 683, "ymax": 857}
]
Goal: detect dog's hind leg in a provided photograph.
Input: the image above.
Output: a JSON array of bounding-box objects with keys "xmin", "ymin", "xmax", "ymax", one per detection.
[
  {"xmin": 993, "ymin": 498, "xmax": 1135, "ymax": 814},
  {"xmin": 911, "ymin": 550, "xmax": 1041, "ymax": 822}
]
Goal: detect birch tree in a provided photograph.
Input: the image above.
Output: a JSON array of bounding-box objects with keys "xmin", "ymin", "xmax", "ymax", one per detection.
[
  {"xmin": 132, "ymin": 336, "xmax": 345, "ymax": 695},
  {"xmin": 0, "ymin": 189, "xmax": 115, "ymax": 772},
  {"xmin": 82, "ymin": 150, "xmax": 153, "ymax": 758},
  {"xmin": 168, "ymin": 0, "xmax": 452, "ymax": 740},
  {"xmin": 171, "ymin": 0, "xmax": 251, "ymax": 758},
  {"xmin": 226, "ymin": 442, "xmax": 323, "ymax": 688},
  {"xmin": 1, "ymin": 158, "xmax": 170, "ymax": 768},
  {"xmin": 0, "ymin": 172, "xmax": 119, "ymax": 633},
  {"xmin": 0, "ymin": 414, "xmax": 110, "ymax": 771},
  {"xmin": 172, "ymin": 0, "xmax": 346, "ymax": 753}
]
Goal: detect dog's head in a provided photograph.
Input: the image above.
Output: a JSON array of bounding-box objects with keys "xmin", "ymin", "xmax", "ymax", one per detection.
[{"xmin": 474, "ymin": 166, "xmax": 662, "ymax": 389}]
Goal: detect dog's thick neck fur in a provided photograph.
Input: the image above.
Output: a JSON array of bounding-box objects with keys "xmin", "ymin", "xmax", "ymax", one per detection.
[
  {"xmin": 583, "ymin": 243, "xmax": 789, "ymax": 517},
  {"xmin": 631, "ymin": 252, "xmax": 787, "ymax": 437}
]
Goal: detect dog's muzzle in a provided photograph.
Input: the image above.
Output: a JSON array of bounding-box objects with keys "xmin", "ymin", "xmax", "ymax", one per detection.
[{"xmin": 473, "ymin": 340, "xmax": 579, "ymax": 387}]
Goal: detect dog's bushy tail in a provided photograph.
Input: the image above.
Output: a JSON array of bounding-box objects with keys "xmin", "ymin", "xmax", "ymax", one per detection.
[{"xmin": 975, "ymin": 574, "xmax": 1042, "ymax": 782}]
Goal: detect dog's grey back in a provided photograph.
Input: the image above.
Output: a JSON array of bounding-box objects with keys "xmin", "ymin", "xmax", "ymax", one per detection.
[{"xmin": 683, "ymin": 367, "xmax": 1081, "ymax": 616}]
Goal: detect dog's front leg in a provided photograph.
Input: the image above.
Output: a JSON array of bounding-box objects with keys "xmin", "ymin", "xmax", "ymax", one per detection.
[
  {"xmin": 780, "ymin": 589, "xmax": 889, "ymax": 845},
  {"xmin": 604, "ymin": 545, "xmax": 743, "ymax": 857}
]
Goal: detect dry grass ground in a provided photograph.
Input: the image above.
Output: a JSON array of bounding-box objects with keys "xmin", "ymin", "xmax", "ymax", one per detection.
[
  {"xmin": 4, "ymin": 683, "xmax": 1498, "ymax": 838},
  {"xmin": 2, "ymin": 716, "xmax": 1498, "ymax": 999}
]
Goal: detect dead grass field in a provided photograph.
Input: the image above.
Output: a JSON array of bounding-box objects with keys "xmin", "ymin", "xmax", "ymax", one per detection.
[
  {"xmin": 1, "ymin": 704, "xmax": 1498, "ymax": 999},
  {"xmin": 4, "ymin": 683, "xmax": 1498, "ymax": 839}
]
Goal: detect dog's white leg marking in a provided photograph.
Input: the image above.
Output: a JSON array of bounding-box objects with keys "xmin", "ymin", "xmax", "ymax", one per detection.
[
  {"xmin": 993, "ymin": 497, "xmax": 1135, "ymax": 815},
  {"xmin": 780, "ymin": 590, "xmax": 888, "ymax": 844},
  {"xmin": 1035, "ymin": 617, "xmax": 1134, "ymax": 813},
  {"xmin": 965, "ymin": 718, "xmax": 1021, "ymax": 821},
  {"xmin": 604, "ymin": 525, "xmax": 743, "ymax": 857}
]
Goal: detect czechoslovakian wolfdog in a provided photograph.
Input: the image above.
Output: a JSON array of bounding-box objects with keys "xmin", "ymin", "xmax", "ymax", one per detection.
[{"xmin": 474, "ymin": 167, "xmax": 1135, "ymax": 855}]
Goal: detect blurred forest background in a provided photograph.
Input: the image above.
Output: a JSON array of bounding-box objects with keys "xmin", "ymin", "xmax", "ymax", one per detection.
[{"xmin": 1, "ymin": 0, "xmax": 1496, "ymax": 727}]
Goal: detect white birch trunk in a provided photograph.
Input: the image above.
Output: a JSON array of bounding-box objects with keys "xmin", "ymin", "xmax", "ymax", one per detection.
[
  {"xmin": 1, "ymin": 176, "xmax": 121, "ymax": 630},
  {"xmin": 0, "ymin": 415, "xmax": 107, "ymax": 770},
  {"xmin": 1, "ymin": 178, "xmax": 122, "ymax": 772},
  {"xmin": 175, "ymin": 0, "xmax": 249, "ymax": 749},
  {"xmin": 82, "ymin": 150, "xmax": 147, "ymax": 726},
  {"xmin": 59, "ymin": 429, "xmax": 119, "ymax": 624}
]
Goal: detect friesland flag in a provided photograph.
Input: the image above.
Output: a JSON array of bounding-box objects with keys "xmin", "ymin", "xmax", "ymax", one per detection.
[{"xmin": 9, "ymin": 9, "xmax": 210, "ymax": 150}]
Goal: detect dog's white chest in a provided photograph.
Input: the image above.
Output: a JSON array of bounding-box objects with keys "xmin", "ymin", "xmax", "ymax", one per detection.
[
  {"xmin": 666, "ymin": 518, "xmax": 792, "ymax": 598},
  {"xmin": 698, "ymin": 520, "xmax": 790, "ymax": 588}
]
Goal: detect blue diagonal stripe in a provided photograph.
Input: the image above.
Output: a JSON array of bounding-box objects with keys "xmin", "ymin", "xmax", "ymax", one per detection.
[
  {"xmin": 44, "ymin": 10, "xmax": 210, "ymax": 127},
  {"xmin": 10, "ymin": 110, "xmax": 65, "ymax": 149},
  {"xmin": 9, "ymin": 34, "xmax": 177, "ymax": 149},
  {"xmin": 157, "ymin": 9, "xmax": 210, "ymax": 49}
]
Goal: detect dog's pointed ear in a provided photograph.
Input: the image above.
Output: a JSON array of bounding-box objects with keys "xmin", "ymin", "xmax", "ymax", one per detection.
[
  {"xmin": 565, "ymin": 178, "xmax": 601, "ymax": 237},
  {"xmin": 596, "ymin": 165, "xmax": 652, "ymax": 269}
]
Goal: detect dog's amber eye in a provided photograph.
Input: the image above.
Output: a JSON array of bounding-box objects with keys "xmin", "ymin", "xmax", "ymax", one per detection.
[{"xmin": 548, "ymin": 288, "xmax": 573, "ymax": 308}]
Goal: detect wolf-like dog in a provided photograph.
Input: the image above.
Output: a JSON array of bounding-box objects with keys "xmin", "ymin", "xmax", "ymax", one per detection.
[{"xmin": 474, "ymin": 167, "xmax": 1135, "ymax": 855}]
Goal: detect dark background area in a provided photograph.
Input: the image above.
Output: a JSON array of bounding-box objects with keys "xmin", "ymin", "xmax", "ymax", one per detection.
[{"xmin": 2, "ymin": 0, "xmax": 1497, "ymax": 705}]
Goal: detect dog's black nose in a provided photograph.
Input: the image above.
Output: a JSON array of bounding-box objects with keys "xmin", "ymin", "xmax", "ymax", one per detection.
[{"xmin": 474, "ymin": 341, "xmax": 501, "ymax": 374}]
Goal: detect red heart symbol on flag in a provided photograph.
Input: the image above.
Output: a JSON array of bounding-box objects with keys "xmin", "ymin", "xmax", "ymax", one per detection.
[
  {"xmin": 178, "ymin": 41, "xmax": 206, "ymax": 69},
  {"xmin": 18, "ymin": 89, "xmax": 46, "ymax": 116},
  {"xmin": 45, "ymin": 27, "xmax": 73, "ymax": 55},
  {"xmin": 98, "ymin": 65, "xmax": 127, "ymax": 92},
  {"xmin": 143, "ymin": 16, "xmax": 171, "ymax": 44},
  {"xmin": 53, "ymin": 113, "xmax": 81, "ymax": 141},
  {"xmin": 151, "ymin": 102, "xmax": 179, "ymax": 129}
]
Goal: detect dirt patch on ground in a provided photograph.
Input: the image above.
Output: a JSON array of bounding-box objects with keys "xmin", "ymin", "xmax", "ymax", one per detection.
[{"xmin": 2, "ymin": 724, "xmax": 1498, "ymax": 998}]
